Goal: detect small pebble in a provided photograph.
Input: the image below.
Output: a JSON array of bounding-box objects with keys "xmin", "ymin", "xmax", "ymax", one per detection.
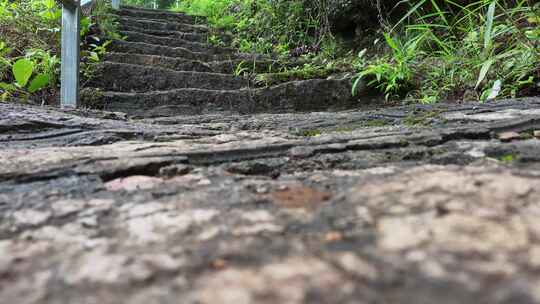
[
  {"xmin": 212, "ymin": 259, "xmax": 227, "ymax": 270},
  {"xmin": 498, "ymin": 131, "xmax": 521, "ymax": 142},
  {"xmin": 325, "ymin": 231, "xmax": 343, "ymax": 243}
]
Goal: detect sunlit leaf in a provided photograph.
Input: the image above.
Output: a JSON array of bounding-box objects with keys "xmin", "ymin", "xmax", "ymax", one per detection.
[
  {"xmin": 475, "ymin": 59, "xmax": 494, "ymax": 90},
  {"xmin": 0, "ymin": 82, "xmax": 16, "ymax": 92},
  {"xmin": 483, "ymin": 1, "xmax": 496, "ymax": 53},
  {"xmin": 12, "ymin": 59, "xmax": 34, "ymax": 87},
  {"xmin": 486, "ymin": 79, "xmax": 502, "ymax": 101},
  {"xmin": 28, "ymin": 73, "xmax": 50, "ymax": 93}
]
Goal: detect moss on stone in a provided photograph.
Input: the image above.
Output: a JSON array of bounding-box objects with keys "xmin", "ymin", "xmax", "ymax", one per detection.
[
  {"xmin": 403, "ymin": 110, "xmax": 443, "ymax": 126},
  {"xmin": 296, "ymin": 129, "xmax": 323, "ymax": 137},
  {"xmin": 254, "ymin": 67, "xmax": 343, "ymax": 87}
]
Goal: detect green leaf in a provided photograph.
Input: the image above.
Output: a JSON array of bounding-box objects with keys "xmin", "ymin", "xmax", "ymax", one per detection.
[
  {"xmin": 351, "ymin": 76, "xmax": 362, "ymax": 96},
  {"xmin": 0, "ymin": 81, "xmax": 14, "ymax": 101},
  {"xmin": 486, "ymin": 79, "xmax": 502, "ymax": 101},
  {"xmin": 483, "ymin": 1, "xmax": 496, "ymax": 53},
  {"xmin": 475, "ymin": 59, "xmax": 494, "ymax": 90},
  {"xmin": 1, "ymin": 91, "xmax": 9, "ymax": 101},
  {"xmin": 27, "ymin": 74, "xmax": 50, "ymax": 93},
  {"xmin": 44, "ymin": 0, "xmax": 56, "ymax": 9},
  {"xmin": 384, "ymin": 33, "xmax": 400, "ymax": 54},
  {"xmin": 428, "ymin": 0, "xmax": 448, "ymax": 26},
  {"xmin": 12, "ymin": 59, "xmax": 34, "ymax": 87},
  {"xmin": 391, "ymin": 0, "xmax": 428, "ymax": 32},
  {"xmin": 0, "ymin": 82, "xmax": 16, "ymax": 92}
]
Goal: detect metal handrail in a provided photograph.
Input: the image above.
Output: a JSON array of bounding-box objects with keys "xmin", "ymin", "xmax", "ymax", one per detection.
[{"xmin": 59, "ymin": 0, "xmax": 120, "ymax": 108}]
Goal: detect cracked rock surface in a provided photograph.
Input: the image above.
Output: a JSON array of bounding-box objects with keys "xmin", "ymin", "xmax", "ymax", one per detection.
[{"xmin": 2, "ymin": 98, "xmax": 540, "ymax": 303}]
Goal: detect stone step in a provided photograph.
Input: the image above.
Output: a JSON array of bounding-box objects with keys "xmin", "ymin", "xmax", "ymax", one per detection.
[
  {"xmin": 103, "ymin": 52, "xmax": 214, "ymax": 73},
  {"xmin": 88, "ymin": 62, "xmax": 249, "ymax": 92},
  {"xmin": 81, "ymin": 88, "xmax": 249, "ymax": 117},
  {"xmin": 120, "ymin": 30, "xmax": 235, "ymax": 54},
  {"xmin": 207, "ymin": 59, "xmax": 291, "ymax": 74},
  {"xmin": 103, "ymin": 52, "xmax": 299, "ymax": 74},
  {"xmin": 118, "ymin": 16, "xmax": 209, "ymax": 34},
  {"xmin": 119, "ymin": 5, "xmax": 205, "ymax": 18},
  {"xmin": 118, "ymin": 25, "xmax": 208, "ymax": 43},
  {"xmin": 110, "ymin": 40, "xmax": 221, "ymax": 61},
  {"xmin": 82, "ymin": 77, "xmax": 359, "ymax": 117},
  {"xmin": 110, "ymin": 40, "xmax": 268, "ymax": 63},
  {"xmin": 116, "ymin": 7, "xmax": 204, "ymax": 24}
]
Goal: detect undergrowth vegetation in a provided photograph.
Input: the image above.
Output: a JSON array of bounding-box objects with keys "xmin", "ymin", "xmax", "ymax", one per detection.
[
  {"xmin": 3, "ymin": 0, "xmax": 537, "ymax": 105},
  {"xmin": 167, "ymin": 0, "xmax": 538, "ymax": 103},
  {"xmin": 0, "ymin": 0, "xmax": 118, "ymax": 103},
  {"xmin": 354, "ymin": 0, "xmax": 540, "ymax": 103},
  {"xmin": 171, "ymin": 0, "xmax": 334, "ymax": 57}
]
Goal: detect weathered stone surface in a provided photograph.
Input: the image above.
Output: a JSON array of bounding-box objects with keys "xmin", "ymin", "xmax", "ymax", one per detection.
[
  {"xmin": 120, "ymin": 30, "xmax": 234, "ymax": 54},
  {"xmin": 90, "ymin": 62, "xmax": 249, "ymax": 92},
  {"xmin": 498, "ymin": 131, "xmax": 522, "ymax": 142},
  {"xmin": 117, "ymin": 16, "xmax": 209, "ymax": 34},
  {"xmin": 82, "ymin": 9, "xmax": 358, "ymax": 117},
  {"xmin": 116, "ymin": 6, "xmax": 204, "ymax": 24},
  {"xmin": 118, "ymin": 24, "xmax": 209, "ymax": 42},
  {"xmin": 2, "ymin": 98, "xmax": 540, "ymax": 303}
]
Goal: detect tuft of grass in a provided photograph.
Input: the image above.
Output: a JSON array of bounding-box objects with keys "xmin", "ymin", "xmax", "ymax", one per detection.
[
  {"xmin": 498, "ymin": 154, "xmax": 517, "ymax": 163},
  {"xmin": 353, "ymin": 0, "xmax": 539, "ymax": 103},
  {"xmin": 296, "ymin": 129, "xmax": 322, "ymax": 137},
  {"xmin": 254, "ymin": 65, "xmax": 343, "ymax": 86}
]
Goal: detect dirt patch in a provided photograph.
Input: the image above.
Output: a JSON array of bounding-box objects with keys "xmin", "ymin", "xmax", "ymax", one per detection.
[{"xmin": 268, "ymin": 185, "xmax": 332, "ymax": 209}]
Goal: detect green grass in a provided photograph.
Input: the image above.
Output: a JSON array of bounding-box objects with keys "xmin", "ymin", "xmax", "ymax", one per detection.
[
  {"xmin": 296, "ymin": 129, "xmax": 322, "ymax": 137},
  {"xmin": 174, "ymin": 0, "xmax": 538, "ymax": 104},
  {"xmin": 498, "ymin": 154, "xmax": 517, "ymax": 162},
  {"xmin": 353, "ymin": 0, "xmax": 540, "ymax": 103},
  {"xmin": 171, "ymin": 0, "xmax": 333, "ymax": 56}
]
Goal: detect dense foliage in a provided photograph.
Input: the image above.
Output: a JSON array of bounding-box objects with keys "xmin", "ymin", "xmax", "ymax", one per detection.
[
  {"xmin": 354, "ymin": 0, "xmax": 540, "ymax": 102},
  {"xmin": 0, "ymin": 0, "xmax": 116, "ymax": 103},
  {"xmin": 164, "ymin": 0, "xmax": 334, "ymax": 57},
  {"xmin": 0, "ymin": 0, "xmax": 60, "ymax": 101},
  {"xmin": 128, "ymin": 0, "xmax": 538, "ymax": 103}
]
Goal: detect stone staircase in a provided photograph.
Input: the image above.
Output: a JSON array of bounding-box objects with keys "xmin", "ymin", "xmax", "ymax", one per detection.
[{"xmin": 81, "ymin": 6, "xmax": 358, "ymax": 117}]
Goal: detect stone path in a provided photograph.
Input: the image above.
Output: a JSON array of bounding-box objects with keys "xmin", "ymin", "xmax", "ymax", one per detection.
[
  {"xmin": 81, "ymin": 6, "xmax": 359, "ymax": 117},
  {"xmin": 3, "ymin": 5, "xmax": 540, "ymax": 304},
  {"xmin": 2, "ymin": 94, "xmax": 540, "ymax": 303}
]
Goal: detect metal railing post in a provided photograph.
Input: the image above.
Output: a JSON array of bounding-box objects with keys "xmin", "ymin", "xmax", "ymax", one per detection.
[
  {"xmin": 60, "ymin": 0, "xmax": 119, "ymax": 109},
  {"xmin": 60, "ymin": 3, "xmax": 81, "ymax": 108}
]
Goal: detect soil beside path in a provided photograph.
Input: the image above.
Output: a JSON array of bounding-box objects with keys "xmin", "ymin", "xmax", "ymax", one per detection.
[{"xmin": 2, "ymin": 98, "xmax": 540, "ymax": 303}]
